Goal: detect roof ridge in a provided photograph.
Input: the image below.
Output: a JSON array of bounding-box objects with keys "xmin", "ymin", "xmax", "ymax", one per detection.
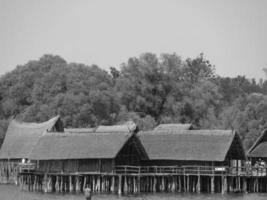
[
  {"xmin": 140, "ymin": 129, "xmax": 234, "ymax": 135},
  {"xmin": 11, "ymin": 115, "xmax": 60, "ymax": 129}
]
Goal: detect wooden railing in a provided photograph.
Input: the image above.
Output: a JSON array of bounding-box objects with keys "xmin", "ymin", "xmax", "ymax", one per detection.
[
  {"xmin": 18, "ymin": 163, "xmax": 36, "ymax": 172},
  {"xmin": 114, "ymin": 165, "xmax": 267, "ymax": 176}
]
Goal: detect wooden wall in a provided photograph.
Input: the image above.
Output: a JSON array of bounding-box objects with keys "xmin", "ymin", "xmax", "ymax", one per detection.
[
  {"xmin": 38, "ymin": 159, "xmax": 114, "ymax": 173},
  {"xmin": 115, "ymin": 136, "xmax": 145, "ymax": 166}
]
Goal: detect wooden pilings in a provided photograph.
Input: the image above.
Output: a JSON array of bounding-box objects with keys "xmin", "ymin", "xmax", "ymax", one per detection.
[
  {"xmin": 14, "ymin": 173, "xmax": 267, "ymax": 195},
  {"xmin": 0, "ymin": 161, "xmax": 18, "ymax": 184}
]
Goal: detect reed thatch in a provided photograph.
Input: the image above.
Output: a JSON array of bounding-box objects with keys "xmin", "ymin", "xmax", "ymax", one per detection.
[
  {"xmin": 248, "ymin": 129, "xmax": 267, "ymax": 158},
  {"xmin": 139, "ymin": 130, "xmax": 245, "ymax": 161},
  {"xmin": 0, "ymin": 116, "xmax": 62, "ymax": 159},
  {"xmin": 29, "ymin": 132, "xmax": 134, "ymax": 160},
  {"xmin": 64, "ymin": 128, "xmax": 95, "ymax": 133},
  {"xmin": 154, "ymin": 123, "xmax": 193, "ymax": 132},
  {"xmin": 95, "ymin": 121, "xmax": 137, "ymax": 133}
]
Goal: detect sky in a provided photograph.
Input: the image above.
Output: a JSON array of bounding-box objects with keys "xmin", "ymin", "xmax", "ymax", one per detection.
[{"xmin": 0, "ymin": 0, "xmax": 267, "ymax": 80}]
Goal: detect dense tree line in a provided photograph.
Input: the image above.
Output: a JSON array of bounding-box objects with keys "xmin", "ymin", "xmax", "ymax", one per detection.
[{"xmin": 0, "ymin": 53, "xmax": 267, "ymax": 149}]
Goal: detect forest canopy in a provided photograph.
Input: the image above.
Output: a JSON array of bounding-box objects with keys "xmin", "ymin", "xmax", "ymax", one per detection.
[{"xmin": 0, "ymin": 53, "xmax": 267, "ymax": 150}]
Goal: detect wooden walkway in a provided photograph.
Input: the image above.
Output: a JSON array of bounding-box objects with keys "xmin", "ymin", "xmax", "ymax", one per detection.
[
  {"xmin": 17, "ymin": 163, "xmax": 267, "ymax": 177},
  {"xmin": 115, "ymin": 165, "xmax": 263, "ymax": 177},
  {"xmin": 2, "ymin": 162, "xmax": 267, "ymax": 194}
]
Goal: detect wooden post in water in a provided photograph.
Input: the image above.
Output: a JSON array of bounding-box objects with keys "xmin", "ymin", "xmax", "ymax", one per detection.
[
  {"xmin": 47, "ymin": 175, "xmax": 52, "ymax": 192},
  {"xmin": 183, "ymin": 175, "xmax": 186, "ymax": 192},
  {"xmin": 69, "ymin": 176, "xmax": 73, "ymax": 192},
  {"xmin": 211, "ymin": 176, "xmax": 215, "ymax": 194},
  {"xmin": 60, "ymin": 176, "xmax": 64, "ymax": 192},
  {"xmin": 96, "ymin": 176, "xmax": 100, "ymax": 192},
  {"xmin": 197, "ymin": 175, "xmax": 201, "ymax": 193},
  {"xmin": 152, "ymin": 176, "xmax": 157, "ymax": 193},
  {"xmin": 92, "ymin": 176, "xmax": 95, "ymax": 192},
  {"xmin": 242, "ymin": 177, "xmax": 247, "ymax": 193},
  {"xmin": 159, "ymin": 176, "xmax": 163, "ymax": 192},
  {"xmin": 229, "ymin": 176, "xmax": 233, "ymax": 192},
  {"xmin": 76, "ymin": 176, "xmax": 81, "ymax": 192},
  {"xmin": 171, "ymin": 176, "xmax": 176, "ymax": 192},
  {"xmin": 55, "ymin": 176, "xmax": 59, "ymax": 192},
  {"xmin": 256, "ymin": 178, "xmax": 259, "ymax": 192},
  {"xmin": 42, "ymin": 174, "xmax": 47, "ymax": 193},
  {"xmin": 101, "ymin": 176, "xmax": 105, "ymax": 192},
  {"xmin": 137, "ymin": 176, "xmax": 141, "ymax": 194},
  {"xmin": 123, "ymin": 176, "xmax": 128, "ymax": 194},
  {"xmin": 178, "ymin": 176, "xmax": 182, "ymax": 192},
  {"xmin": 111, "ymin": 176, "xmax": 115, "ymax": 193},
  {"xmin": 222, "ymin": 176, "xmax": 227, "ymax": 194},
  {"xmin": 132, "ymin": 176, "xmax": 136, "ymax": 194},
  {"xmin": 64, "ymin": 176, "xmax": 68, "ymax": 192},
  {"xmin": 187, "ymin": 175, "xmax": 190, "ymax": 192},
  {"xmin": 27, "ymin": 175, "xmax": 30, "ymax": 191},
  {"xmin": 118, "ymin": 175, "xmax": 122, "ymax": 195}
]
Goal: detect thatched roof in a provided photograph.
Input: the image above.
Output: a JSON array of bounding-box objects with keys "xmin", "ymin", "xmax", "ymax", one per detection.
[
  {"xmin": 154, "ymin": 123, "xmax": 193, "ymax": 132},
  {"xmin": 64, "ymin": 128, "xmax": 95, "ymax": 134},
  {"xmin": 248, "ymin": 129, "xmax": 267, "ymax": 158},
  {"xmin": 139, "ymin": 130, "xmax": 245, "ymax": 161},
  {"xmin": 29, "ymin": 132, "xmax": 134, "ymax": 160},
  {"xmin": 95, "ymin": 121, "xmax": 137, "ymax": 133},
  {"xmin": 0, "ymin": 116, "xmax": 62, "ymax": 159}
]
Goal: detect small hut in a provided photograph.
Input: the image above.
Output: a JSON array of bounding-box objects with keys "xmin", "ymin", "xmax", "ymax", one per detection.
[
  {"xmin": 247, "ymin": 129, "xmax": 267, "ymax": 164},
  {"xmin": 0, "ymin": 116, "xmax": 63, "ymax": 183},
  {"xmin": 139, "ymin": 130, "xmax": 246, "ymax": 167}
]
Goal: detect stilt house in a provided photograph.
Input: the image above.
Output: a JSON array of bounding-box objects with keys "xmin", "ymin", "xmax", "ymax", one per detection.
[
  {"xmin": 139, "ymin": 129, "xmax": 246, "ymax": 168},
  {"xmin": 247, "ymin": 129, "xmax": 267, "ymax": 163},
  {"xmin": 0, "ymin": 116, "xmax": 63, "ymax": 183},
  {"xmin": 28, "ymin": 124, "xmax": 147, "ymax": 174}
]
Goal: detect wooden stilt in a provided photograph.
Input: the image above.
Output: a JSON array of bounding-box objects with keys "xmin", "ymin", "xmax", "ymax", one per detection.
[
  {"xmin": 55, "ymin": 176, "xmax": 59, "ymax": 192},
  {"xmin": 173, "ymin": 176, "xmax": 176, "ymax": 192},
  {"xmin": 243, "ymin": 177, "xmax": 247, "ymax": 193},
  {"xmin": 82, "ymin": 176, "xmax": 87, "ymax": 192},
  {"xmin": 187, "ymin": 175, "xmax": 190, "ymax": 192},
  {"xmin": 75, "ymin": 176, "xmax": 81, "ymax": 192},
  {"xmin": 152, "ymin": 176, "xmax": 156, "ymax": 192},
  {"xmin": 197, "ymin": 175, "xmax": 201, "ymax": 193},
  {"xmin": 20, "ymin": 175, "xmax": 23, "ymax": 191},
  {"xmin": 118, "ymin": 175, "xmax": 122, "ymax": 195},
  {"xmin": 64, "ymin": 176, "xmax": 68, "ymax": 192},
  {"xmin": 69, "ymin": 176, "xmax": 73, "ymax": 192},
  {"xmin": 256, "ymin": 178, "xmax": 259, "ymax": 193},
  {"xmin": 221, "ymin": 176, "xmax": 227, "ymax": 194},
  {"xmin": 137, "ymin": 176, "xmax": 140, "ymax": 194},
  {"xmin": 43, "ymin": 174, "xmax": 48, "ymax": 193},
  {"xmin": 178, "ymin": 176, "xmax": 182, "ymax": 192},
  {"xmin": 182, "ymin": 175, "xmax": 184, "ymax": 192},
  {"xmin": 60, "ymin": 176, "xmax": 64, "ymax": 192},
  {"xmin": 211, "ymin": 176, "xmax": 214, "ymax": 194},
  {"xmin": 123, "ymin": 176, "xmax": 128, "ymax": 194},
  {"xmin": 133, "ymin": 176, "xmax": 137, "ymax": 194},
  {"xmin": 95, "ymin": 176, "xmax": 100, "ymax": 192},
  {"xmin": 92, "ymin": 176, "xmax": 95, "ymax": 192},
  {"xmin": 111, "ymin": 176, "xmax": 115, "ymax": 193},
  {"xmin": 163, "ymin": 176, "xmax": 166, "ymax": 192}
]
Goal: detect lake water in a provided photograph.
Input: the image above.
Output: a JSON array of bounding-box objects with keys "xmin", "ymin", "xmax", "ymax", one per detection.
[{"xmin": 1, "ymin": 185, "xmax": 267, "ymax": 200}]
